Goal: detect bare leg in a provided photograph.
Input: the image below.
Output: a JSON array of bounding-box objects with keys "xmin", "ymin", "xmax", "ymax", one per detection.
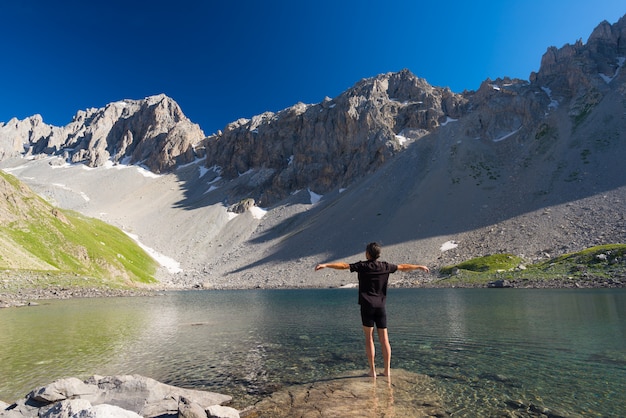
[
  {"xmin": 362, "ymin": 326, "xmax": 376, "ymax": 377},
  {"xmin": 377, "ymin": 327, "xmax": 391, "ymax": 377}
]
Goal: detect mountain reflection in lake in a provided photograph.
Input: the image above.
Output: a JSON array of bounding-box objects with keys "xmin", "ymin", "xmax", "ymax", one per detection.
[{"xmin": 1, "ymin": 288, "xmax": 624, "ymax": 416}]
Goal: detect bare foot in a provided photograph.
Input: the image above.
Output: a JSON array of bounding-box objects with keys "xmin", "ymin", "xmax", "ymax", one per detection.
[
  {"xmin": 368, "ymin": 370, "xmax": 377, "ymax": 378},
  {"xmin": 381, "ymin": 369, "xmax": 391, "ymax": 377}
]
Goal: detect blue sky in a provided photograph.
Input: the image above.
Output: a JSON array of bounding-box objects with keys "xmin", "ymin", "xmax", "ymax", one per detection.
[{"xmin": 1, "ymin": 1, "xmax": 624, "ymax": 135}]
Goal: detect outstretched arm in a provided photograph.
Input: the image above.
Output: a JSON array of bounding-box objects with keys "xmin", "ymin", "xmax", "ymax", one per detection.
[
  {"xmin": 397, "ymin": 264, "xmax": 430, "ymax": 273},
  {"xmin": 315, "ymin": 262, "xmax": 350, "ymax": 271}
]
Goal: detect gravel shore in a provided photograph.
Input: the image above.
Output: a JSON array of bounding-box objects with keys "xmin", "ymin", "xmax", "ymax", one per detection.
[
  {"xmin": 0, "ymin": 270, "xmax": 157, "ymax": 308},
  {"xmin": 2, "ymin": 270, "xmax": 623, "ymax": 309}
]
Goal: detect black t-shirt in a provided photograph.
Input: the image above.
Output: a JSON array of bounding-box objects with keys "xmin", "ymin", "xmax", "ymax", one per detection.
[{"xmin": 349, "ymin": 260, "xmax": 398, "ymax": 308}]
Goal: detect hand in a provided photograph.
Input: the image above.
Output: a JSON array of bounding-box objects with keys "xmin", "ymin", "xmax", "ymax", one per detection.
[{"xmin": 315, "ymin": 264, "xmax": 326, "ymax": 271}]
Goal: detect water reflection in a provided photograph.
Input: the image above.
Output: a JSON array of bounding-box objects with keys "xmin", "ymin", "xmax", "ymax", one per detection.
[
  {"xmin": 0, "ymin": 297, "xmax": 150, "ymax": 398},
  {"xmin": 442, "ymin": 290, "xmax": 468, "ymax": 345}
]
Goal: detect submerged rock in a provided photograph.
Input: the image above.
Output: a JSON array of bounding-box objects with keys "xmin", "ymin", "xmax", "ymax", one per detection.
[{"xmin": 242, "ymin": 369, "xmax": 448, "ymax": 417}]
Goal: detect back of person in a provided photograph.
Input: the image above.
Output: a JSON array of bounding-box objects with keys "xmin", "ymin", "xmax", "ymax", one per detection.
[
  {"xmin": 350, "ymin": 260, "xmax": 397, "ymax": 308},
  {"xmin": 314, "ymin": 242, "xmax": 429, "ymax": 378}
]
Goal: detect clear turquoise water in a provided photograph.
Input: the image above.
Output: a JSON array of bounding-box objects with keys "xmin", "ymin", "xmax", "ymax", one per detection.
[{"xmin": 0, "ymin": 288, "xmax": 624, "ymax": 416}]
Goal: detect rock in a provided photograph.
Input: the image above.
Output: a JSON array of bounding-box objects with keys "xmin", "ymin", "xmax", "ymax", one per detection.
[
  {"xmin": 203, "ymin": 70, "xmax": 467, "ymax": 206},
  {"xmin": 228, "ymin": 198, "xmax": 256, "ymax": 214},
  {"xmin": 487, "ymin": 279, "xmax": 512, "ymax": 288},
  {"xmin": 3, "ymin": 375, "xmax": 233, "ymax": 418},
  {"xmin": 208, "ymin": 405, "xmax": 241, "ymax": 418},
  {"xmin": 178, "ymin": 396, "xmax": 208, "ymax": 418},
  {"xmin": 91, "ymin": 404, "xmax": 142, "ymax": 417},
  {"xmin": 39, "ymin": 399, "xmax": 93, "ymax": 418},
  {"xmin": 138, "ymin": 397, "xmax": 179, "ymax": 418},
  {"xmin": 243, "ymin": 369, "xmax": 448, "ymax": 417},
  {"xmin": 0, "ymin": 397, "xmax": 42, "ymax": 417},
  {"xmin": 83, "ymin": 375, "xmax": 231, "ymax": 416},
  {"xmin": 29, "ymin": 377, "xmax": 98, "ymax": 403}
]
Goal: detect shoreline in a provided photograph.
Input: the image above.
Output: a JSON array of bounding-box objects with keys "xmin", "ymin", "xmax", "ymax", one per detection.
[{"xmin": 1, "ymin": 275, "xmax": 623, "ymax": 309}]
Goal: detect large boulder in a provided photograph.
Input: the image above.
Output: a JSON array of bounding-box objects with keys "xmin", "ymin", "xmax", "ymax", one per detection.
[
  {"xmin": 1, "ymin": 375, "xmax": 235, "ymax": 418},
  {"xmin": 28, "ymin": 377, "xmax": 98, "ymax": 403}
]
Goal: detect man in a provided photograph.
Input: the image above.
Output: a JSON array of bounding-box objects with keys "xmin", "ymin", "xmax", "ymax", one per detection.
[{"xmin": 315, "ymin": 242, "xmax": 429, "ymax": 378}]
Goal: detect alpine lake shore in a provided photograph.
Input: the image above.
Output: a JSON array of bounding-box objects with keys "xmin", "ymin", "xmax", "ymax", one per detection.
[{"xmin": 2, "ymin": 243, "xmax": 625, "ymax": 308}]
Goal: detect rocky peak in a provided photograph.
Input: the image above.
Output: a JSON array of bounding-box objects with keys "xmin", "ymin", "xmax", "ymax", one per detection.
[
  {"xmin": 0, "ymin": 114, "xmax": 58, "ymax": 160},
  {"xmin": 0, "ymin": 94, "xmax": 205, "ymax": 173},
  {"xmin": 202, "ymin": 70, "xmax": 468, "ymax": 206},
  {"xmin": 530, "ymin": 15, "xmax": 626, "ymax": 98}
]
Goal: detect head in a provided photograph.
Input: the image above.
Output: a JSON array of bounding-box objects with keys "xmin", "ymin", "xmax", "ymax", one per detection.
[{"xmin": 365, "ymin": 242, "xmax": 382, "ymax": 261}]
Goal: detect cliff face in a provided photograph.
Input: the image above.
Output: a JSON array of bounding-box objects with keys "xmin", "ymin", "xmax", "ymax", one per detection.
[{"xmin": 202, "ymin": 70, "xmax": 468, "ymax": 206}]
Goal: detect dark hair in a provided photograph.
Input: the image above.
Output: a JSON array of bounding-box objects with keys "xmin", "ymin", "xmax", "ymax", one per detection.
[{"xmin": 366, "ymin": 242, "xmax": 382, "ymax": 260}]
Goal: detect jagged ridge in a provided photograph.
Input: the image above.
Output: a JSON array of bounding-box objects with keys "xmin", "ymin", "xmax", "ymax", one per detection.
[{"xmin": 0, "ymin": 94, "xmax": 205, "ymax": 173}]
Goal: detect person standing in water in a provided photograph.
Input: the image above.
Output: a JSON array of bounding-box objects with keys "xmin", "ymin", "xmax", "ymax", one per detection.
[{"xmin": 315, "ymin": 242, "xmax": 429, "ymax": 378}]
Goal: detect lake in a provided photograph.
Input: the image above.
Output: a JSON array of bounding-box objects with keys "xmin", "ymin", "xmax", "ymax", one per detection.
[{"xmin": 1, "ymin": 288, "xmax": 624, "ymax": 416}]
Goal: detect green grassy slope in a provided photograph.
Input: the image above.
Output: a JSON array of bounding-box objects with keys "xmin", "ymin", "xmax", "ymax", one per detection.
[
  {"xmin": 0, "ymin": 170, "xmax": 157, "ymax": 287},
  {"xmin": 437, "ymin": 244, "xmax": 626, "ymax": 287}
]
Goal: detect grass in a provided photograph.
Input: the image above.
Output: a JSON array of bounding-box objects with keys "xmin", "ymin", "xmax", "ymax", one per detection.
[
  {"xmin": 439, "ymin": 253, "xmax": 524, "ymax": 274},
  {"xmin": 0, "ymin": 171, "xmax": 158, "ymax": 291},
  {"xmin": 437, "ymin": 245, "xmax": 626, "ymax": 286}
]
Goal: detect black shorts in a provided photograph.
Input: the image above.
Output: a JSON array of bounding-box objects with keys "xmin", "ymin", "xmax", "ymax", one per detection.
[{"xmin": 360, "ymin": 305, "xmax": 387, "ymax": 329}]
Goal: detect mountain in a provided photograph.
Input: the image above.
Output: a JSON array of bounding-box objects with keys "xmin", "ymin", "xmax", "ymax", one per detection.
[
  {"xmin": 0, "ymin": 94, "xmax": 205, "ymax": 173},
  {"xmin": 0, "ymin": 15, "xmax": 625, "ymax": 289}
]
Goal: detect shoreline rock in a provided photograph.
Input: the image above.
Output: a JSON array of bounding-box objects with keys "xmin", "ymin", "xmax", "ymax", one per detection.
[{"xmin": 0, "ymin": 375, "xmax": 238, "ymax": 418}]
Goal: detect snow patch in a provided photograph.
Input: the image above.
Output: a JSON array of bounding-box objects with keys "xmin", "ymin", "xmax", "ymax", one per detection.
[
  {"xmin": 440, "ymin": 241, "xmax": 458, "ymax": 252},
  {"xmin": 176, "ymin": 156, "xmax": 206, "ymax": 171},
  {"xmin": 98, "ymin": 159, "xmax": 161, "ymax": 178},
  {"xmin": 204, "ymin": 169, "xmax": 223, "ymax": 193},
  {"xmin": 599, "ymin": 57, "xmax": 625, "ymax": 84},
  {"xmin": 238, "ymin": 168, "xmax": 254, "ymax": 177},
  {"xmin": 198, "ymin": 166, "xmax": 210, "ymax": 178},
  {"xmin": 493, "ymin": 127, "xmax": 521, "ymax": 143},
  {"xmin": 226, "ymin": 206, "xmax": 267, "ymax": 220},
  {"xmin": 441, "ymin": 116, "xmax": 458, "ymax": 126},
  {"xmin": 541, "ymin": 86, "xmax": 559, "ymax": 110},
  {"xmin": 51, "ymin": 183, "xmax": 90, "ymax": 202},
  {"xmin": 395, "ymin": 134, "xmax": 408, "ymax": 146},
  {"xmin": 136, "ymin": 165, "xmax": 160, "ymax": 178},
  {"xmin": 125, "ymin": 232, "xmax": 182, "ymax": 274},
  {"xmin": 250, "ymin": 206, "xmax": 267, "ymax": 219},
  {"xmin": 308, "ymin": 189, "xmax": 322, "ymax": 204}
]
